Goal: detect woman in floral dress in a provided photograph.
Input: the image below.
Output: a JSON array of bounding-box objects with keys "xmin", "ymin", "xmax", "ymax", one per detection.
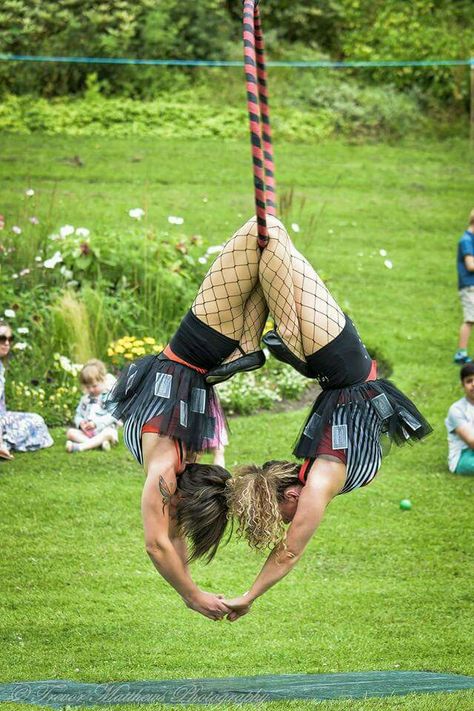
[{"xmin": 0, "ymin": 321, "xmax": 53, "ymax": 460}]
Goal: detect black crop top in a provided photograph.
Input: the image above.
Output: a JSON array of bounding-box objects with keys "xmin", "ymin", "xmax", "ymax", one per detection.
[
  {"xmin": 169, "ymin": 310, "xmax": 239, "ymax": 370},
  {"xmin": 306, "ymin": 315, "xmax": 372, "ymax": 389}
]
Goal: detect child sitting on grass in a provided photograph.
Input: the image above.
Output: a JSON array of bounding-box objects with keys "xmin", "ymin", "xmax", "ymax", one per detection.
[
  {"xmin": 66, "ymin": 359, "xmax": 119, "ymax": 453},
  {"xmin": 445, "ymin": 362, "xmax": 474, "ymax": 475}
]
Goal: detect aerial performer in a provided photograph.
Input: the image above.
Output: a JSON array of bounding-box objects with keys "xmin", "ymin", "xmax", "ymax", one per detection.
[
  {"xmin": 214, "ymin": 221, "xmax": 432, "ymax": 621},
  {"xmin": 105, "ymin": 217, "xmax": 273, "ymax": 620}
]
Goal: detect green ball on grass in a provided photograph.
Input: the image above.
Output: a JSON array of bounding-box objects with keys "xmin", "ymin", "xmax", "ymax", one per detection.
[{"xmin": 399, "ymin": 499, "xmax": 412, "ymax": 510}]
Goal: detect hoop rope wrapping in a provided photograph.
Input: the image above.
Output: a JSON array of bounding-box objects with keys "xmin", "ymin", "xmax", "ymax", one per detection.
[{"xmin": 243, "ymin": 0, "xmax": 276, "ymax": 248}]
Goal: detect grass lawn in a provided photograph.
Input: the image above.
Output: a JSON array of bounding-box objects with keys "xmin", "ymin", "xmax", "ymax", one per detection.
[{"xmin": 1, "ymin": 133, "xmax": 473, "ymax": 710}]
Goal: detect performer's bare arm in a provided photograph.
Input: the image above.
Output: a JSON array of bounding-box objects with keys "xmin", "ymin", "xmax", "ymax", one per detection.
[{"xmin": 141, "ymin": 434, "xmax": 228, "ymax": 620}]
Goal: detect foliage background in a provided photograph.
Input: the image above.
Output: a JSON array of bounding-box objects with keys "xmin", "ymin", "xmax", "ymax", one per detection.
[{"xmin": 0, "ymin": 0, "xmax": 473, "ymax": 141}]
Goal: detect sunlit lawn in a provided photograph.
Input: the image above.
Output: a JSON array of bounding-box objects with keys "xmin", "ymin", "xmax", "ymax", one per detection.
[{"xmin": 0, "ymin": 133, "xmax": 473, "ymax": 710}]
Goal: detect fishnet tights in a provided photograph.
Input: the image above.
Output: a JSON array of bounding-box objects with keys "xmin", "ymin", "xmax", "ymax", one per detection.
[
  {"xmin": 192, "ymin": 219, "xmax": 268, "ymax": 358},
  {"xmin": 192, "ymin": 216, "xmax": 345, "ymax": 362}
]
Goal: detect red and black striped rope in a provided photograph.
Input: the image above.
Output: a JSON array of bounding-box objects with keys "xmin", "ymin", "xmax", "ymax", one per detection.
[{"xmin": 243, "ymin": 0, "xmax": 276, "ymax": 248}]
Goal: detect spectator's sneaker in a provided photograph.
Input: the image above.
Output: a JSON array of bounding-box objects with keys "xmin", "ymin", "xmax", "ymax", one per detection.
[{"xmin": 453, "ymin": 351, "xmax": 472, "ymax": 364}]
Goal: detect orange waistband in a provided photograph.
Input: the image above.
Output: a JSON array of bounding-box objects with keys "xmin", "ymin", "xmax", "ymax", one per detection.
[
  {"xmin": 163, "ymin": 344, "xmax": 207, "ymax": 374},
  {"xmin": 367, "ymin": 359, "xmax": 378, "ymax": 381}
]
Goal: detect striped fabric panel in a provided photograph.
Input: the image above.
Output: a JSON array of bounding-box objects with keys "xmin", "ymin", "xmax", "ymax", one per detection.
[
  {"xmin": 124, "ymin": 398, "xmax": 168, "ymax": 465},
  {"xmin": 335, "ymin": 402, "xmax": 382, "ymax": 494}
]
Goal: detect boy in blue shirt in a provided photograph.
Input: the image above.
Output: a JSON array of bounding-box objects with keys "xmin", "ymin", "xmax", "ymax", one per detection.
[{"xmin": 454, "ymin": 209, "xmax": 474, "ymax": 364}]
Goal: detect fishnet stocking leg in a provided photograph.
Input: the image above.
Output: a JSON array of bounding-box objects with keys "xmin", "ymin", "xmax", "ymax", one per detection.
[
  {"xmin": 259, "ymin": 222, "xmax": 306, "ymax": 360},
  {"xmin": 192, "ymin": 218, "xmax": 261, "ymax": 342},
  {"xmin": 290, "ymin": 244, "xmax": 345, "ymax": 356},
  {"xmin": 260, "ymin": 218, "xmax": 344, "ymax": 358},
  {"xmin": 221, "ymin": 284, "xmax": 268, "ymax": 364}
]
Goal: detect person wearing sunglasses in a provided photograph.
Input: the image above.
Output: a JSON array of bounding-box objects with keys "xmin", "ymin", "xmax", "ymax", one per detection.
[{"xmin": 0, "ymin": 321, "xmax": 53, "ymax": 460}]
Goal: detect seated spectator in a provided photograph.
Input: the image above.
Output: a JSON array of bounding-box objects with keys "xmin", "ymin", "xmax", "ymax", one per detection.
[
  {"xmin": 0, "ymin": 320, "xmax": 53, "ymax": 461},
  {"xmin": 66, "ymin": 359, "xmax": 119, "ymax": 453},
  {"xmin": 445, "ymin": 362, "xmax": 474, "ymax": 475}
]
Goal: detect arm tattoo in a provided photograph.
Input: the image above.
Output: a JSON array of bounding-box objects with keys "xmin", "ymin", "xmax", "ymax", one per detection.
[{"xmin": 158, "ymin": 476, "xmax": 173, "ymax": 515}]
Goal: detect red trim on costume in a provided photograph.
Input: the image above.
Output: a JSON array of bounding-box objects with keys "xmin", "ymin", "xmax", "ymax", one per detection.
[
  {"xmin": 141, "ymin": 417, "xmax": 184, "ymax": 469},
  {"xmin": 298, "ymin": 458, "xmax": 313, "ymax": 484},
  {"xmin": 142, "ymin": 416, "xmax": 163, "ymax": 435},
  {"xmin": 367, "ymin": 359, "xmax": 378, "ymax": 381},
  {"xmin": 163, "ymin": 344, "xmax": 207, "ymax": 374}
]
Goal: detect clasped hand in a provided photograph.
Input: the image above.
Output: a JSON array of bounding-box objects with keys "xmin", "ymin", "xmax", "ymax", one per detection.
[
  {"xmin": 186, "ymin": 590, "xmax": 252, "ymax": 622},
  {"xmin": 222, "ymin": 594, "xmax": 252, "ymax": 622}
]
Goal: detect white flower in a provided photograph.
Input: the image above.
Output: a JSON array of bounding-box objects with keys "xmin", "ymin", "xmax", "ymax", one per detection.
[
  {"xmin": 25, "ymin": 189, "xmax": 35, "ymax": 197},
  {"xmin": 202, "ymin": 197, "xmax": 208, "ymax": 203},
  {"xmin": 384, "ymin": 259, "xmax": 393, "ymax": 269},
  {"xmin": 129, "ymin": 208, "xmax": 145, "ymax": 220},
  {"xmin": 168, "ymin": 215, "xmax": 184, "ymax": 225},
  {"xmin": 206, "ymin": 245, "xmax": 223, "ymax": 255},
  {"xmin": 291, "ymin": 223, "xmax": 300, "ymax": 233},
  {"xmin": 198, "ymin": 257, "xmax": 207, "ymax": 265},
  {"xmin": 379, "ymin": 249, "xmax": 387, "ymax": 257},
  {"xmin": 43, "ymin": 251, "xmax": 63, "ymax": 269},
  {"xmin": 76, "ymin": 227, "xmax": 90, "ymax": 238},
  {"xmin": 59, "ymin": 355, "xmax": 73, "ymax": 373},
  {"xmin": 35, "ymin": 256, "xmax": 42, "ymax": 262},
  {"xmin": 29, "ymin": 216, "xmax": 39, "ymax": 225},
  {"xmin": 59, "ymin": 224, "xmax": 75, "ymax": 238},
  {"xmin": 13, "ymin": 342, "xmax": 28, "ymax": 351},
  {"xmin": 12, "ymin": 274, "xmax": 18, "ymax": 280},
  {"xmin": 4, "ymin": 309, "xmax": 16, "ymax": 318},
  {"xmin": 17, "ymin": 327, "xmax": 29, "ymax": 334},
  {"xmin": 19, "ymin": 268, "xmax": 30, "ymax": 277},
  {"xmin": 12, "ymin": 226, "xmax": 22, "ymax": 235},
  {"xmin": 60, "ymin": 265, "xmax": 73, "ymax": 279}
]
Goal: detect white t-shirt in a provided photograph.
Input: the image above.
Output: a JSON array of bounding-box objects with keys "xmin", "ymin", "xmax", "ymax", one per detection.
[{"xmin": 445, "ymin": 396, "xmax": 474, "ymax": 472}]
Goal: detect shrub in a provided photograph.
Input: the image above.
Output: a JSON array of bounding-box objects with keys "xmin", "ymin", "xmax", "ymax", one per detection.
[{"xmin": 217, "ymin": 360, "xmax": 309, "ymax": 416}]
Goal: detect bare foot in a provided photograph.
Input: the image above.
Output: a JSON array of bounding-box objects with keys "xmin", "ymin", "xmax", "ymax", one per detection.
[{"xmin": 0, "ymin": 446, "xmax": 14, "ymax": 461}]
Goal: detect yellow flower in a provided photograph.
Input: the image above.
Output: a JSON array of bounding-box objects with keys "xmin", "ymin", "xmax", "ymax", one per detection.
[
  {"xmin": 115, "ymin": 345, "xmax": 125, "ymax": 354},
  {"xmin": 143, "ymin": 337, "xmax": 156, "ymax": 345},
  {"xmin": 107, "ymin": 348, "xmax": 114, "ymax": 357},
  {"xmin": 124, "ymin": 353, "xmax": 134, "ymax": 360}
]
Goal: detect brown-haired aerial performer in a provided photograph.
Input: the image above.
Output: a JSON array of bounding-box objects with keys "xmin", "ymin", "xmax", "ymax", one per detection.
[{"xmin": 105, "ymin": 217, "xmax": 270, "ymax": 620}]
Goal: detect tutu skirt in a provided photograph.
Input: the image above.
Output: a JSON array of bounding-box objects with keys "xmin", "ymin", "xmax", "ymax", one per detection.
[
  {"xmin": 105, "ymin": 354, "xmax": 226, "ymax": 464},
  {"xmin": 294, "ymin": 377, "xmax": 432, "ymax": 460}
]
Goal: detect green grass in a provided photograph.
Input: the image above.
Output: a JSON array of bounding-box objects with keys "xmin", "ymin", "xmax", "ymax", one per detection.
[{"xmin": 1, "ymin": 133, "xmax": 474, "ymax": 710}]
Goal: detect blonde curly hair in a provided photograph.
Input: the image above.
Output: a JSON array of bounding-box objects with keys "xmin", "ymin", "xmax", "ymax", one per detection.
[{"xmin": 226, "ymin": 460, "xmax": 300, "ymax": 550}]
